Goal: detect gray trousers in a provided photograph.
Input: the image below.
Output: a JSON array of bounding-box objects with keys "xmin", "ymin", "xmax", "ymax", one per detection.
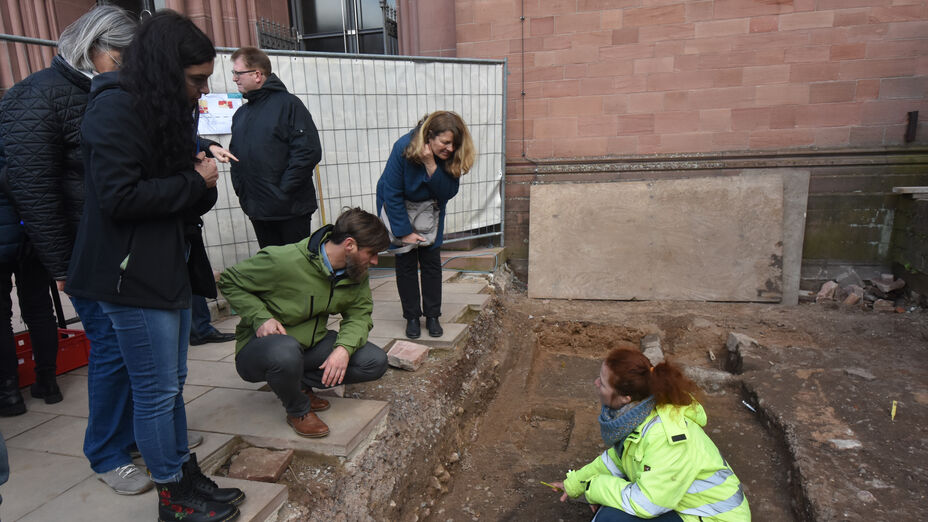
[{"xmin": 234, "ymin": 330, "xmax": 387, "ymax": 417}]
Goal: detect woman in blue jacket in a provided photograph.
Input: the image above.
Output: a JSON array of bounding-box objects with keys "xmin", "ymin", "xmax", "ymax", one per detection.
[{"xmin": 376, "ymin": 111, "xmax": 475, "ymax": 339}]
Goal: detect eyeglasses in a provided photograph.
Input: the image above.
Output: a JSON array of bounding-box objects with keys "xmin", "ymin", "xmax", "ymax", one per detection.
[{"xmin": 231, "ymin": 69, "xmax": 257, "ymax": 78}]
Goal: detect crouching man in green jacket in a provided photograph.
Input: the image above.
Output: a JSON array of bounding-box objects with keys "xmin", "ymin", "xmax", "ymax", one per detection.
[{"xmin": 218, "ymin": 208, "xmax": 391, "ymax": 438}]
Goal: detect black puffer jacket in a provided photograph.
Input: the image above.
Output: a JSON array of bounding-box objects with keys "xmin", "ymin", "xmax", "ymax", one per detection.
[
  {"xmin": 0, "ymin": 55, "xmax": 91, "ymax": 279},
  {"xmin": 0, "ymin": 138, "xmax": 24, "ymax": 266},
  {"xmin": 229, "ymin": 73, "xmax": 321, "ymax": 220},
  {"xmin": 65, "ymin": 72, "xmax": 216, "ymax": 310}
]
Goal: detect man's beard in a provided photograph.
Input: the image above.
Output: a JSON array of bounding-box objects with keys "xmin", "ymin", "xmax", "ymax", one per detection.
[{"xmin": 345, "ymin": 251, "xmax": 368, "ymax": 282}]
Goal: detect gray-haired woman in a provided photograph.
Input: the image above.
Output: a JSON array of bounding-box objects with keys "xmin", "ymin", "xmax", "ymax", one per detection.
[{"xmin": 0, "ymin": 5, "xmax": 149, "ymax": 494}]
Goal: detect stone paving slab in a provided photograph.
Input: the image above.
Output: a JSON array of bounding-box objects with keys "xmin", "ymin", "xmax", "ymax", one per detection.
[
  {"xmin": 15, "ymin": 469, "xmax": 286, "ymax": 522},
  {"xmin": 20, "ymin": 374, "xmax": 88, "ymax": 417},
  {"xmin": 0, "ymin": 410, "xmax": 55, "ymax": 439},
  {"xmin": 2, "ymin": 447, "xmax": 95, "ymax": 521},
  {"xmin": 188, "ymin": 339, "xmax": 236, "ymax": 361},
  {"xmin": 6, "ymin": 414, "xmax": 87, "ymax": 458},
  {"xmin": 185, "ymin": 360, "xmax": 263, "ymax": 390},
  {"xmin": 368, "ymin": 319, "xmax": 467, "ymax": 349},
  {"xmin": 185, "ymin": 388, "xmax": 388, "ymax": 457},
  {"xmin": 367, "ymin": 337, "xmax": 395, "ymax": 351}
]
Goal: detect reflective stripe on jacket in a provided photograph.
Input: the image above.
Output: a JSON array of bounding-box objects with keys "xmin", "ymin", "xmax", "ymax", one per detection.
[{"xmin": 564, "ymin": 401, "xmax": 750, "ymax": 522}]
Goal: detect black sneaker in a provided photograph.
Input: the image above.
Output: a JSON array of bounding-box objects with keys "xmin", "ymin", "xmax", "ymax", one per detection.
[
  {"xmin": 30, "ymin": 375, "xmax": 63, "ymax": 404},
  {"xmin": 156, "ymin": 474, "xmax": 239, "ymax": 522},
  {"xmin": 183, "ymin": 453, "xmax": 245, "ymax": 506},
  {"xmin": 405, "ymin": 318, "xmax": 421, "ymax": 339},
  {"xmin": 190, "ymin": 330, "xmax": 236, "ymax": 346}
]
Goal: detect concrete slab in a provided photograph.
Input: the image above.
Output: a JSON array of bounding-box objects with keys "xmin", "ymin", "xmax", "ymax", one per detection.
[
  {"xmin": 6, "ymin": 414, "xmax": 87, "ymax": 458},
  {"xmin": 16, "ymin": 470, "xmax": 286, "ymax": 522},
  {"xmin": 188, "ymin": 340, "xmax": 236, "ymax": 361},
  {"xmin": 779, "ymin": 169, "xmax": 810, "ymax": 306},
  {"xmin": 368, "ymin": 320, "xmax": 467, "ymax": 349},
  {"xmin": 184, "ymin": 384, "xmax": 213, "ymax": 403},
  {"xmin": 367, "ymin": 337, "xmax": 395, "ymax": 351},
  {"xmin": 528, "ymin": 176, "xmax": 784, "ymax": 301},
  {"xmin": 2, "ymin": 447, "xmax": 94, "ymax": 521},
  {"xmin": 0, "ymin": 410, "xmax": 55, "ymax": 439},
  {"xmin": 21, "ymin": 374, "xmax": 89, "ymax": 417},
  {"xmin": 185, "ymin": 360, "xmax": 263, "ymax": 390},
  {"xmin": 212, "ymin": 316, "xmax": 240, "ymax": 333},
  {"xmin": 185, "ymin": 388, "xmax": 388, "ymax": 457},
  {"xmin": 438, "ymin": 282, "xmax": 489, "ymax": 294}
]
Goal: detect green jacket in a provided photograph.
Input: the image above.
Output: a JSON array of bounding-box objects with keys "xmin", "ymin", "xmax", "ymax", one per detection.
[
  {"xmin": 564, "ymin": 401, "xmax": 750, "ymax": 521},
  {"xmin": 217, "ymin": 226, "xmax": 373, "ymax": 355}
]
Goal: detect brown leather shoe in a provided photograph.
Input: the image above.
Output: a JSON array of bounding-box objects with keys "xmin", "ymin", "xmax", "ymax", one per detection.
[
  {"xmin": 302, "ymin": 389, "xmax": 330, "ymax": 412},
  {"xmin": 287, "ymin": 412, "xmax": 330, "ymax": 438}
]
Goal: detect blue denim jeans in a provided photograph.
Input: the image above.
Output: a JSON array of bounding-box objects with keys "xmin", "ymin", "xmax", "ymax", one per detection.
[
  {"xmin": 591, "ymin": 506, "xmax": 683, "ymax": 522},
  {"xmin": 71, "ymin": 296, "xmax": 135, "ymax": 474},
  {"xmin": 97, "ymin": 301, "xmax": 191, "ymax": 483}
]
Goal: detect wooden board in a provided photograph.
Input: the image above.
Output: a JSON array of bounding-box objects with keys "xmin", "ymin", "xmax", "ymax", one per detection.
[{"xmin": 528, "ymin": 176, "xmax": 784, "ymax": 301}]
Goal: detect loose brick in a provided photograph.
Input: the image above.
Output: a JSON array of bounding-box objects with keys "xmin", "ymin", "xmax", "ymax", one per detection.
[
  {"xmin": 625, "ymin": 5, "xmax": 686, "ymax": 27},
  {"xmin": 750, "ymin": 16, "xmax": 778, "ymax": 33},
  {"xmin": 387, "ymin": 340, "xmax": 430, "ymax": 371},
  {"xmin": 809, "ymin": 81, "xmax": 857, "ymax": 104},
  {"xmin": 654, "ymin": 111, "xmax": 700, "ymax": 133},
  {"xmin": 531, "ymin": 17, "xmax": 555, "ymax": 37},
  {"xmin": 756, "ymin": 83, "xmax": 810, "ymax": 106},
  {"xmin": 627, "ymin": 92, "xmax": 664, "ymax": 114},
  {"xmin": 695, "ymin": 19, "xmax": 750, "ymax": 39},
  {"xmin": 879, "ymin": 77, "xmax": 928, "ymax": 100},
  {"xmin": 616, "ymin": 114, "xmax": 655, "ymax": 135},
  {"xmin": 699, "ymin": 108, "xmax": 731, "ymax": 131},
  {"xmin": 779, "ymin": 11, "xmax": 835, "ymax": 31},
  {"xmin": 229, "ymin": 448, "xmax": 294, "ymax": 483}
]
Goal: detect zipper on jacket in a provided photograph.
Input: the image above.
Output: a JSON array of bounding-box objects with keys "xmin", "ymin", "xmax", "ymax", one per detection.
[{"xmin": 308, "ymin": 295, "xmax": 318, "ymax": 346}]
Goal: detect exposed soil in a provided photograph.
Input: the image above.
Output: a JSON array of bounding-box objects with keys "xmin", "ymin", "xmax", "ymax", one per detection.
[{"xmin": 245, "ymin": 282, "xmax": 927, "ymax": 522}]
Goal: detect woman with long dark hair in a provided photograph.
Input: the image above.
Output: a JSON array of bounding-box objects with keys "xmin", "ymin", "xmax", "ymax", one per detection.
[
  {"xmin": 549, "ymin": 349, "xmax": 750, "ymax": 522},
  {"xmin": 376, "ymin": 111, "xmax": 475, "ymax": 339},
  {"xmin": 66, "ymin": 11, "xmax": 243, "ymax": 521}
]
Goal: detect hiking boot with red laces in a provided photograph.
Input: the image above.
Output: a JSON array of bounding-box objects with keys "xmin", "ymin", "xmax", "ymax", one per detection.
[
  {"xmin": 302, "ymin": 389, "xmax": 330, "ymax": 412},
  {"xmin": 183, "ymin": 453, "xmax": 245, "ymax": 506},
  {"xmin": 287, "ymin": 411, "xmax": 330, "ymax": 438},
  {"xmin": 156, "ymin": 473, "xmax": 239, "ymax": 522}
]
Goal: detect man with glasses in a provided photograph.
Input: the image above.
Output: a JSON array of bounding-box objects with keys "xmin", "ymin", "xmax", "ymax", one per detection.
[{"xmin": 228, "ymin": 46, "xmax": 322, "ymax": 248}]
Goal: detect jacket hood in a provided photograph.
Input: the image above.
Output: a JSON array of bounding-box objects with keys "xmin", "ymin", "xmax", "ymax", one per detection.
[
  {"xmin": 244, "ymin": 73, "xmax": 288, "ymax": 102},
  {"xmin": 657, "ymin": 400, "xmax": 708, "ymax": 429},
  {"xmin": 88, "ymin": 71, "xmax": 121, "ymax": 100}
]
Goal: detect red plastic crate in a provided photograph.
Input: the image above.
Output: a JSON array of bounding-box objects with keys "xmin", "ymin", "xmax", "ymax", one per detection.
[{"xmin": 15, "ymin": 328, "xmax": 90, "ymax": 388}]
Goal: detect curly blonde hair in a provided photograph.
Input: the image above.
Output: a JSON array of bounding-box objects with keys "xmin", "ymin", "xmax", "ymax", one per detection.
[{"xmin": 403, "ymin": 111, "xmax": 475, "ymax": 178}]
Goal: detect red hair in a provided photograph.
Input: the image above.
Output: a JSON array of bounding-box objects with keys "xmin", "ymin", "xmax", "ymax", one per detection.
[{"xmin": 604, "ymin": 348, "xmax": 701, "ymax": 406}]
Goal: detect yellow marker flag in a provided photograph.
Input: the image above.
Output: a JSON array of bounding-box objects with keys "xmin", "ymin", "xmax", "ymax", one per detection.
[{"xmin": 891, "ymin": 400, "xmax": 897, "ymax": 421}]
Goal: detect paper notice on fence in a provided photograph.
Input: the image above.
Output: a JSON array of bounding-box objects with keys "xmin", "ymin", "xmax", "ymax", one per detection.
[{"xmin": 197, "ymin": 93, "xmax": 243, "ymax": 135}]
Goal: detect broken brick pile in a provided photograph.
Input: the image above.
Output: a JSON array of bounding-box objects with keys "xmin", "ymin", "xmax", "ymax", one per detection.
[{"xmin": 814, "ymin": 271, "xmax": 912, "ymax": 313}]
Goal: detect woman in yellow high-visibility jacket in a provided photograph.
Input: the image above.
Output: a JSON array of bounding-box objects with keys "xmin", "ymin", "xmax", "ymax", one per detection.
[{"xmin": 549, "ymin": 348, "xmax": 751, "ymax": 522}]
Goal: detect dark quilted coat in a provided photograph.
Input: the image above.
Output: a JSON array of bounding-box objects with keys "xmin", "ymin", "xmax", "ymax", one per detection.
[
  {"xmin": 0, "ymin": 138, "xmax": 25, "ymax": 265},
  {"xmin": 0, "ymin": 55, "xmax": 91, "ymax": 279}
]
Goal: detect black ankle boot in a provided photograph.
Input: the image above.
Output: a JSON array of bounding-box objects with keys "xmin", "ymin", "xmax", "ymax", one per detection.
[
  {"xmin": 30, "ymin": 374, "xmax": 63, "ymax": 404},
  {"xmin": 0, "ymin": 377, "xmax": 26, "ymax": 417},
  {"xmin": 426, "ymin": 316, "xmax": 443, "ymax": 337},
  {"xmin": 183, "ymin": 453, "xmax": 245, "ymax": 506},
  {"xmin": 156, "ymin": 474, "xmax": 239, "ymax": 522},
  {"xmin": 405, "ymin": 318, "xmax": 421, "ymax": 339}
]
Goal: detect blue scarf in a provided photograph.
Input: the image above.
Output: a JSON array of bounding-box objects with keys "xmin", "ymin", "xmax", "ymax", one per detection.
[{"xmin": 599, "ymin": 396, "xmax": 656, "ymax": 448}]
